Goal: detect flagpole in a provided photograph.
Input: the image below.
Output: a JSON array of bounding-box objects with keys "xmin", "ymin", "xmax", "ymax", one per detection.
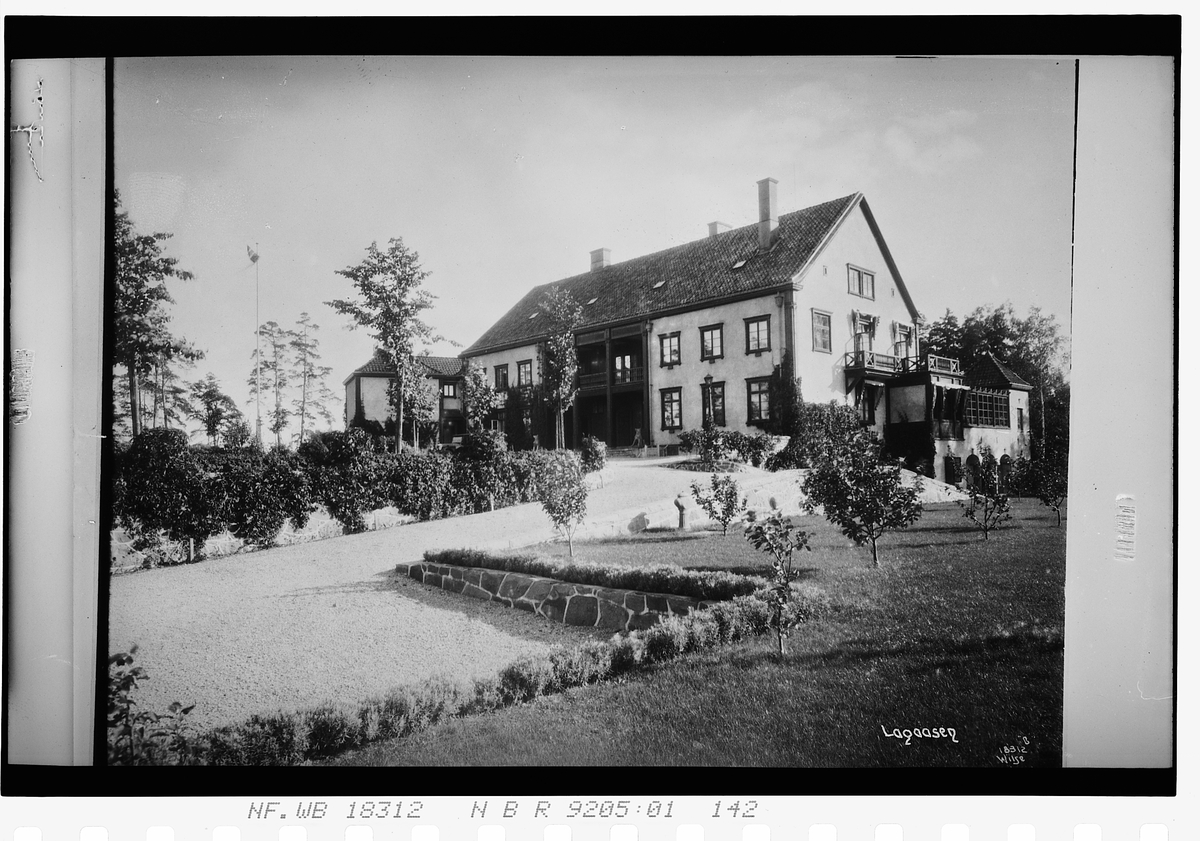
[{"xmin": 255, "ymin": 241, "xmax": 261, "ymax": 444}]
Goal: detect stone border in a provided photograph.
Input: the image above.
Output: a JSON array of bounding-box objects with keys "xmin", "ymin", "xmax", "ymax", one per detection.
[{"xmin": 400, "ymin": 561, "xmax": 710, "ymax": 633}]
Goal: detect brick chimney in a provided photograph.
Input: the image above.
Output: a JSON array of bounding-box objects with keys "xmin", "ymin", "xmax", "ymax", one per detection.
[
  {"xmin": 590, "ymin": 248, "xmax": 610, "ymax": 272},
  {"xmin": 708, "ymin": 221, "xmax": 731, "ymax": 238},
  {"xmin": 757, "ymin": 177, "xmax": 778, "ymax": 250}
]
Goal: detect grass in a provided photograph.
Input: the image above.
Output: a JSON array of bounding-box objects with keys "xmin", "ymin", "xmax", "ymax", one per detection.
[{"xmin": 325, "ymin": 500, "xmax": 1065, "ymax": 767}]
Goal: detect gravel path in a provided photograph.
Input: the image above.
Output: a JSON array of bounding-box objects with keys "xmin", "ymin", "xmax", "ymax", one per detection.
[{"xmin": 109, "ymin": 458, "xmax": 706, "ymax": 729}]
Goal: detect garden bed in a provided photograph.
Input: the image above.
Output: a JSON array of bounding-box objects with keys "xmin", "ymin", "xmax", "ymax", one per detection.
[{"xmin": 402, "ymin": 559, "xmax": 713, "ymax": 633}]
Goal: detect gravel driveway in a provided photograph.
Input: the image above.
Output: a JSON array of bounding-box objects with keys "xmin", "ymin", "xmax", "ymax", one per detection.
[{"xmin": 109, "ymin": 459, "xmax": 706, "ymax": 729}]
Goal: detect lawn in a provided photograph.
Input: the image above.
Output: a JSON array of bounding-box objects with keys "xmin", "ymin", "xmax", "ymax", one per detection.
[{"xmin": 326, "ymin": 499, "xmax": 1065, "ymax": 767}]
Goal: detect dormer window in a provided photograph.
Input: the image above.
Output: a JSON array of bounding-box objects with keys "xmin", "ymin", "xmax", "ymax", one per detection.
[
  {"xmin": 652, "ymin": 280, "xmax": 666, "ymax": 289},
  {"xmin": 731, "ymin": 259, "xmax": 747, "ymax": 270}
]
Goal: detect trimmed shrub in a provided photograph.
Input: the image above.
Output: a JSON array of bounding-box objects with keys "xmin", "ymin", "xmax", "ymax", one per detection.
[
  {"xmin": 580, "ymin": 434, "xmax": 607, "ymax": 473},
  {"xmin": 496, "ymin": 656, "xmax": 556, "ymax": 705},
  {"xmin": 205, "ymin": 712, "xmax": 308, "ymax": 766},
  {"xmin": 607, "ymin": 634, "xmax": 645, "ymax": 676},
  {"xmin": 298, "ymin": 429, "xmax": 389, "ymax": 534},
  {"xmin": 765, "ymin": 401, "xmax": 862, "ymax": 471},
  {"xmin": 422, "ymin": 548, "xmax": 763, "ymax": 601},
  {"xmin": 216, "ymin": 445, "xmax": 316, "ymax": 549},
  {"xmin": 117, "ymin": 428, "xmax": 225, "ymax": 560}
]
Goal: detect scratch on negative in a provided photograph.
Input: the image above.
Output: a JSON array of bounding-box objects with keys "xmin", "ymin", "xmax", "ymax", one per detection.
[
  {"xmin": 1136, "ymin": 680, "xmax": 1172, "ymax": 702},
  {"xmin": 9, "ymin": 349, "xmax": 33, "ymax": 424},
  {"xmin": 10, "ymin": 77, "xmax": 45, "ymax": 182}
]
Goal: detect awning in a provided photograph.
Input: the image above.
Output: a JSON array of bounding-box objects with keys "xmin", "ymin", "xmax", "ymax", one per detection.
[{"xmin": 941, "ymin": 381, "xmax": 971, "ymax": 390}]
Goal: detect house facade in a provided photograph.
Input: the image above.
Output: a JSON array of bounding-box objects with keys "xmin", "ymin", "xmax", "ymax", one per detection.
[
  {"xmin": 342, "ymin": 352, "xmax": 467, "ymax": 445},
  {"xmin": 457, "ymin": 178, "xmax": 1030, "ymax": 484}
]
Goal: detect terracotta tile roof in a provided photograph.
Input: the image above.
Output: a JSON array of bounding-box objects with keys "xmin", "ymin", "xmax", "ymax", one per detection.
[
  {"xmin": 344, "ymin": 352, "xmax": 464, "ymax": 384},
  {"xmin": 965, "ymin": 353, "xmax": 1033, "ymax": 391},
  {"xmin": 462, "ymin": 193, "xmax": 880, "ymax": 356}
]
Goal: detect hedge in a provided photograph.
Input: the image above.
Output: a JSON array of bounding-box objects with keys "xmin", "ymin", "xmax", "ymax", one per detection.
[{"xmin": 422, "ymin": 548, "xmax": 763, "ymax": 601}]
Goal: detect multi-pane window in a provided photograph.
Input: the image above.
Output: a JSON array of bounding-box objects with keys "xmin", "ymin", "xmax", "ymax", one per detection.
[
  {"xmin": 700, "ymin": 324, "xmax": 724, "ymax": 360},
  {"xmin": 965, "ymin": 390, "xmax": 1011, "ymax": 427},
  {"xmin": 848, "ymin": 265, "xmax": 875, "ymax": 299},
  {"xmin": 745, "ymin": 316, "xmax": 771, "ymax": 354},
  {"xmin": 517, "ymin": 360, "xmax": 533, "ymax": 387},
  {"xmin": 702, "ymin": 381, "xmax": 726, "ymax": 427},
  {"xmin": 441, "ymin": 382, "xmax": 457, "ymax": 398},
  {"xmin": 894, "ymin": 324, "xmax": 913, "ymax": 360},
  {"xmin": 746, "ymin": 377, "xmax": 771, "ymax": 424},
  {"xmin": 659, "ymin": 332, "xmax": 681, "ymax": 367},
  {"xmin": 660, "ymin": 388, "xmax": 683, "ymax": 431},
  {"xmin": 812, "ymin": 310, "xmax": 832, "ymax": 353},
  {"xmin": 494, "ymin": 364, "xmax": 509, "ymax": 390}
]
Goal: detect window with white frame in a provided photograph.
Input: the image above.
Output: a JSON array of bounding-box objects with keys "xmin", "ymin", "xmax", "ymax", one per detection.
[{"xmin": 517, "ymin": 359, "xmax": 532, "ymax": 387}]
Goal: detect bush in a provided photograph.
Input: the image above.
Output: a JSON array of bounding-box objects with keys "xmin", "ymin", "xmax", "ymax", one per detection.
[
  {"xmin": 117, "ymin": 428, "xmax": 225, "ymax": 560},
  {"xmin": 765, "ymin": 401, "xmax": 862, "ymax": 471},
  {"xmin": 108, "ymin": 647, "xmax": 203, "ymax": 765},
  {"xmin": 958, "ymin": 445, "xmax": 1013, "ymax": 539},
  {"xmin": 536, "ymin": 450, "xmax": 588, "ymax": 556},
  {"xmin": 691, "ymin": 474, "xmax": 746, "ymax": 535},
  {"xmin": 215, "ymin": 445, "xmax": 316, "ymax": 549},
  {"xmin": 802, "ymin": 428, "xmax": 923, "ymax": 566},
  {"xmin": 303, "ymin": 704, "xmax": 363, "ymax": 758},
  {"xmin": 580, "ymin": 434, "xmax": 607, "ymax": 473},
  {"xmin": 743, "ymin": 506, "xmax": 812, "ymax": 655},
  {"xmin": 205, "ymin": 712, "xmax": 308, "ymax": 766},
  {"xmin": 724, "ymin": 430, "xmax": 776, "ymax": 467},
  {"xmin": 496, "ymin": 656, "xmax": 556, "ymax": 704},
  {"xmin": 423, "ymin": 548, "xmax": 762, "ymax": 601},
  {"xmin": 298, "ymin": 429, "xmax": 389, "ymax": 534}
]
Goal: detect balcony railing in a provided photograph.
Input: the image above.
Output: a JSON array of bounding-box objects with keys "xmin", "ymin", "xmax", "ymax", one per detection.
[
  {"xmin": 577, "ymin": 366, "xmax": 646, "ymax": 390},
  {"xmin": 844, "ymin": 351, "xmax": 963, "ymax": 376}
]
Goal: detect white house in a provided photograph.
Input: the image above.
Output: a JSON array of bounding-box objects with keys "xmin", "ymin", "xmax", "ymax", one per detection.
[{"xmin": 454, "ymin": 178, "xmax": 1029, "ymax": 483}]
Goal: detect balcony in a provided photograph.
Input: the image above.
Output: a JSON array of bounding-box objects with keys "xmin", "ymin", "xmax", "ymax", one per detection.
[
  {"xmin": 577, "ymin": 366, "xmax": 646, "ymax": 391},
  {"xmin": 844, "ymin": 352, "xmax": 962, "ymax": 376}
]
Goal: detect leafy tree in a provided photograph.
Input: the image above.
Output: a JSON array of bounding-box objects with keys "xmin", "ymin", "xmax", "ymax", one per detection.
[
  {"xmin": 920, "ymin": 309, "xmax": 962, "ymax": 361},
  {"xmin": 288, "ymin": 312, "xmax": 337, "ymax": 444},
  {"xmin": 921, "ymin": 302, "xmax": 1070, "ymax": 464},
  {"xmin": 802, "ymin": 429, "xmax": 923, "ymax": 566},
  {"xmin": 189, "ymin": 373, "xmax": 242, "ymax": 447},
  {"xmin": 1034, "ymin": 449, "xmax": 1068, "ymax": 526},
  {"xmin": 743, "ymin": 506, "xmax": 812, "ymax": 656},
  {"xmin": 326, "ymin": 238, "xmax": 440, "ymax": 453},
  {"xmin": 247, "ymin": 321, "xmax": 295, "ymax": 447},
  {"xmin": 957, "ymin": 445, "xmax": 1013, "ymax": 539},
  {"xmin": 538, "ymin": 287, "xmax": 583, "ymax": 449},
  {"xmin": 460, "ymin": 360, "xmax": 502, "ymax": 431},
  {"xmin": 399, "ymin": 356, "xmax": 441, "ymax": 448},
  {"xmin": 691, "ymin": 474, "xmax": 746, "ymax": 536},
  {"xmin": 112, "ymin": 190, "xmax": 202, "ymax": 438},
  {"xmin": 537, "ymin": 451, "xmax": 588, "ymax": 557}
]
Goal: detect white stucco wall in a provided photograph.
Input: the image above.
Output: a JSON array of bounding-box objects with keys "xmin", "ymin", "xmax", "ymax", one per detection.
[
  {"xmin": 790, "ymin": 204, "xmax": 921, "ymax": 405},
  {"xmin": 357, "ymin": 376, "xmax": 393, "ymax": 423},
  {"xmin": 935, "ymin": 388, "xmax": 1032, "ymax": 481},
  {"xmin": 648, "ymin": 293, "xmax": 784, "ymax": 441},
  {"xmin": 466, "ymin": 344, "xmax": 542, "ymax": 390}
]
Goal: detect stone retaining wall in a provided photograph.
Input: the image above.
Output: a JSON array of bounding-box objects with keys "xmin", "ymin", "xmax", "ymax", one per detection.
[{"xmin": 401, "ymin": 561, "xmax": 706, "ymax": 633}]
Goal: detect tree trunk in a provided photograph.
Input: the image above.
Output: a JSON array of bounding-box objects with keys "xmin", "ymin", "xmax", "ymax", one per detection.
[
  {"xmin": 871, "ymin": 537, "xmax": 879, "ymax": 567},
  {"xmin": 394, "ymin": 367, "xmax": 405, "ymax": 454},
  {"xmin": 126, "ymin": 354, "xmax": 141, "ymax": 437}
]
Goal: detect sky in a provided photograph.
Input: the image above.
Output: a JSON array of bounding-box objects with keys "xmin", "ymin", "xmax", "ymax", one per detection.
[{"xmin": 114, "ymin": 55, "xmax": 1076, "ymax": 441}]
